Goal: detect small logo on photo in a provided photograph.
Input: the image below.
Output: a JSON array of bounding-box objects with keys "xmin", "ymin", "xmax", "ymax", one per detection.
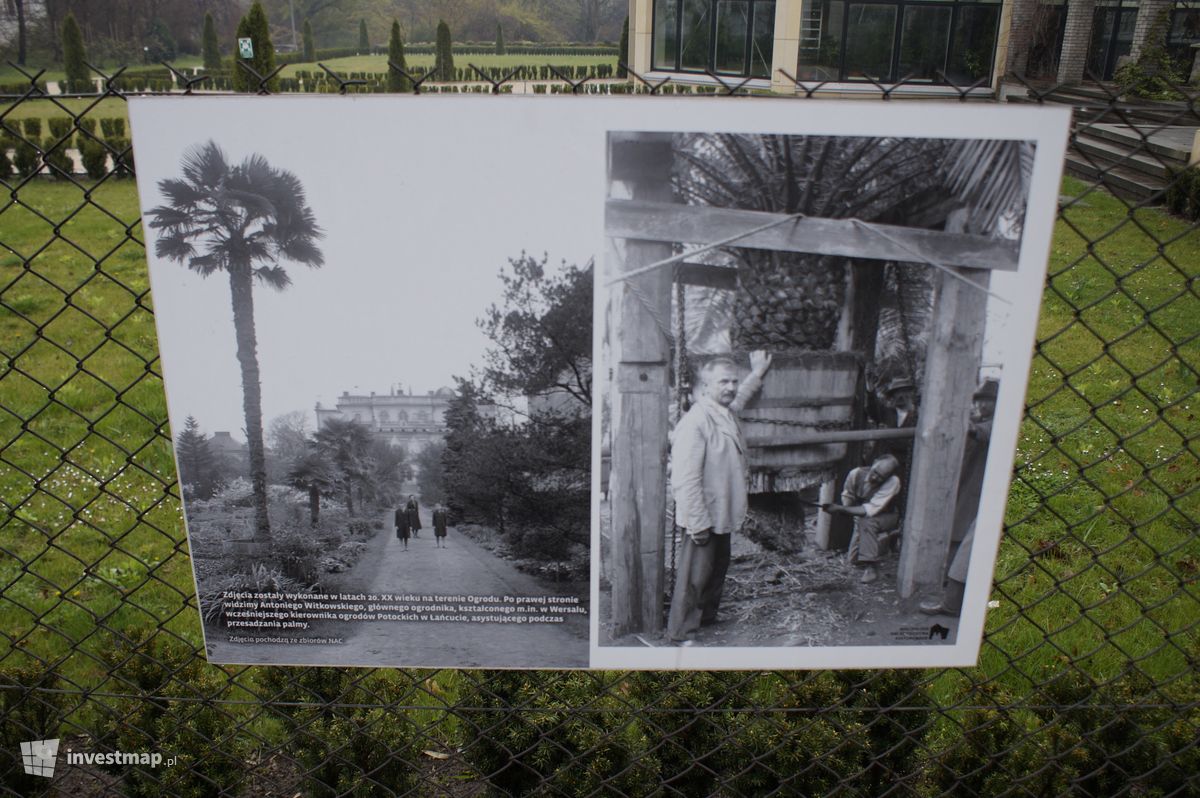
[
  {"xmin": 20, "ymin": 738, "xmax": 60, "ymax": 778},
  {"xmin": 928, "ymin": 624, "xmax": 951, "ymax": 640}
]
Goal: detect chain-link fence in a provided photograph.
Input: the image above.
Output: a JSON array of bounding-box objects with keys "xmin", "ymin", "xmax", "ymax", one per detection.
[{"xmin": 1, "ymin": 62, "xmax": 1197, "ymax": 796}]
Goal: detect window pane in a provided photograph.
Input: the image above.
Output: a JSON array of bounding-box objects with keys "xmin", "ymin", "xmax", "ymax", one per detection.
[
  {"xmin": 654, "ymin": 0, "xmax": 680, "ymax": 70},
  {"xmin": 1112, "ymin": 8, "xmax": 1138, "ymax": 66},
  {"xmin": 716, "ymin": 1, "xmax": 749, "ymax": 73},
  {"xmin": 1026, "ymin": 3, "xmax": 1065, "ymax": 79},
  {"xmin": 798, "ymin": 0, "xmax": 844, "ymax": 80},
  {"xmin": 1167, "ymin": 9, "xmax": 1200, "ymax": 72},
  {"xmin": 845, "ymin": 4, "xmax": 897, "ymax": 81},
  {"xmin": 898, "ymin": 6, "xmax": 951, "ymax": 80},
  {"xmin": 681, "ymin": 0, "xmax": 714, "ymax": 70},
  {"xmin": 1169, "ymin": 8, "xmax": 1200, "ymax": 43},
  {"xmin": 751, "ymin": 1, "xmax": 776, "ymax": 77},
  {"xmin": 947, "ymin": 5, "xmax": 1000, "ymax": 83},
  {"xmin": 1087, "ymin": 8, "xmax": 1115, "ymax": 77}
]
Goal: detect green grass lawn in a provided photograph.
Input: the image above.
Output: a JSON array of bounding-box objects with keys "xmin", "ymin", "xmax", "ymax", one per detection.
[
  {"xmin": 0, "ymin": 171, "xmax": 1196, "ymax": 788},
  {"xmin": 0, "ymin": 96, "xmax": 129, "ymax": 130},
  {"xmin": 0, "ymin": 56, "xmax": 204, "ymax": 85},
  {"xmin": 972, "ymin": 176, "xmax": 1200, "ymax": 699}
]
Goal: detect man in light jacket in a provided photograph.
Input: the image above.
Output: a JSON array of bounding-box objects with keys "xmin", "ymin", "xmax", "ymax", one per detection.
[{"xmin": 667, "ymin": 352, "xmax": 770, "ymax": 645}]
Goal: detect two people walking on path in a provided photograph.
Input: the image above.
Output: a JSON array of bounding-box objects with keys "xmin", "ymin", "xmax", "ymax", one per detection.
[
  {"xmin": 395, "ymin": 495, "xmax": 450, "ymax": 550},
  {"xmin": 395, "ymin": 495, "xmax": 421, "ymax": 549}
]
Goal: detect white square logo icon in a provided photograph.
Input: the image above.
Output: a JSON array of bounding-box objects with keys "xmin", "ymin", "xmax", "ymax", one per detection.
[{"xmin": 20, "ymin": 738, "xmax": 59, "ymax": 778}]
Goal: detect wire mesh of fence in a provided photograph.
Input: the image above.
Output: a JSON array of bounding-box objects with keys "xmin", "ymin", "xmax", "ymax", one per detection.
[{"xmin": 0, "ymin": 60, "xmax": 1197, "ymax": 797}]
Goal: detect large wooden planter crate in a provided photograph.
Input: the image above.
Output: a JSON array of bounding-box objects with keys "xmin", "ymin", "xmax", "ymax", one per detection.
[{"xmin": 739, "ymin": 351, "xmax": 861, "ymax": 493}]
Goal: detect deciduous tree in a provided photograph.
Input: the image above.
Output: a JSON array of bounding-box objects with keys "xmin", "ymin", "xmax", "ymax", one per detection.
[
  {"xmin": 477, "ymin": 253, "xmax": 593, "ymax": 408},
  {"xmin": 415, "ymin": 440, "xmax": 446, "ymax": 505},
  {"xmin": 145, "ymin": 17, "xmax": 177, "ymax": 62},
  {"xmin": 441, "ymin": 255, "xmax": 593, "ymax": 555}
]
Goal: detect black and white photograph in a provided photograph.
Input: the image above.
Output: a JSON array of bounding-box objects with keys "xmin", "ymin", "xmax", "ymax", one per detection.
[
  {"xmin": 593, "ymin": 110, "xmax": 1069, "ymax": 669},
  {"xmin": 130, "ymin": 96, "xmax": 1066, "ymax": 670},
  {"xmin": 129, "ymin": 96, "xmax": 599, "ymax": 668}
]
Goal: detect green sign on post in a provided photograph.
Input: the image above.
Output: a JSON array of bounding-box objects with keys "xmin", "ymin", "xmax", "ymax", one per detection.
[{"xmin": 238, "ymin": 38, "xmax": 254, "ymax": 59}]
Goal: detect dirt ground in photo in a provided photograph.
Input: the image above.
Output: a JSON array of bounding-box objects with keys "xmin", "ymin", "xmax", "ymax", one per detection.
[{"xmin": 600, "ymin": 501, "xmax": 961, "ymax": 650}]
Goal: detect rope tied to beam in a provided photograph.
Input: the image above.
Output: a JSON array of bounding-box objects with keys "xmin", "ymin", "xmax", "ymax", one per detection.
[
  {"xmin": 849, "ymin": 219, "xmax": 1013, "ymax": 305},
  {"xmin": 606, "ymin": 208, "xmax": 1013, "ymax": 305},
  {"xmin": 604, "ymin": 212, "xmax": 808, "ymax": 287}
]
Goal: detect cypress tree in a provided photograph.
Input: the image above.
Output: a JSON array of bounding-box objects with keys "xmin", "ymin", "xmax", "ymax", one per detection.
[
  {"xmin": 232, "ymin": 2, "xmax": 277, "ymax": 93},
  {"xmin": 387, "ymin": 20, "xmax": 410, "ymax": 92},
  {"xmin": 618, "ymin": 16, "xmax": 629, "ymax": 77},
  {"xmin": 202, "ymin": 12, "xmax": 221, "ymax": 71},
  {"xmin": 302, "ymin": 19, "xmax": 315, "ymax": 62},
  {"xmin": 434, "ymin": 20, "xmax": 454, "ymax": 82},
  {"xmin": 358, "ymin": 19, "xmax": 369, "ymax": 52},
  {"xmin": 496, "ymin": 24, "xmax": 505, "ymax": 56},
  {"xmin": 61, "ymin": 12, "xmax": 89, "ymax": 93}
]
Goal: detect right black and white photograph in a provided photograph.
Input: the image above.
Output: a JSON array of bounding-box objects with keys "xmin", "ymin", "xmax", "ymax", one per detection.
[{"xmin": 593, "ymin": 114, "xmax": 1069, "ymax": 670}]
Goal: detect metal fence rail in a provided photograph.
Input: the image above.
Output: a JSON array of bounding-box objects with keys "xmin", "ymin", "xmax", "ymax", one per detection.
[{"xmin": 0, "ymin": 64, "xmax": 1197, "ymax": 797}]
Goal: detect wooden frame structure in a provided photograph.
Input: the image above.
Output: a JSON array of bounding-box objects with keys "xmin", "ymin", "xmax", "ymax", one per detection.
[{"xmin": 606, "ymin": 133, "xmax": 1012, "ymax": 636}]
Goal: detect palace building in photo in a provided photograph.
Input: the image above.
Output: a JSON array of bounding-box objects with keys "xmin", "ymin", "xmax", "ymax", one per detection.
[{"xmin": 314, "ymin": 386, "xmax": 456, "ymax": 455}]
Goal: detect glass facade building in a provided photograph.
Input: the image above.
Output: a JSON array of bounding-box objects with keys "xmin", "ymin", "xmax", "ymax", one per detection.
[
  {"xmin": 653, "ymin": 0, "xmax": 778, "ymax": 77},
  {"xmin": 642, "ymin": 0, "xmax": 1200, "ymax": 90},
  {"xmin": 795, "ymin": 0, "xmax": 1002, "ymax": 84}
]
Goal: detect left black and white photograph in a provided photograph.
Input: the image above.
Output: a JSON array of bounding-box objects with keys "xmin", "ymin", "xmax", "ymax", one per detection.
[{"xmin": 129, "ymin": 97, "xmax": 594, "ymax": 668}]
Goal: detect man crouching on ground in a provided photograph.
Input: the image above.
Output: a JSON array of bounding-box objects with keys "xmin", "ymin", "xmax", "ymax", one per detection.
[
  {"xmin": 667, "ymin": 351, "xmax": 770, "ymax": 645},
  {"xmin": 826, "ymin": 454, "xmax": 901, "ymax": 584}
]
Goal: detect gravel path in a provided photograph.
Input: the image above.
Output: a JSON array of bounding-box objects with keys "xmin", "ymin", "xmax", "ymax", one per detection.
[{"xmin": 206, "ymin": 505, "xmax": 588, "ymax": 668}]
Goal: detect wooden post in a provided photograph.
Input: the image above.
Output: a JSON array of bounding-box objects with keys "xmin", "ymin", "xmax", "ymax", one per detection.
[
  {"xmin": 820, "ymin": 260, "xmax": 886, "ymax": 550},
  {"xmin": 816, "ymin": 264, "xmax": 861, "ymax": 550},
  {"xmin": 607, "ymin": 133, "xmax": 674, "ymax": 636},
  {"xmin": 897, "ymin": 210, "xmax": 990, "ymax": 601}
]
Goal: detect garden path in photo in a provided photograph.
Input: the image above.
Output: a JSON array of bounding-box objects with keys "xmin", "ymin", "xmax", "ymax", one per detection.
[{"xmin": 206, "ymin": 505, "xmax": 588, "ymax": 668}]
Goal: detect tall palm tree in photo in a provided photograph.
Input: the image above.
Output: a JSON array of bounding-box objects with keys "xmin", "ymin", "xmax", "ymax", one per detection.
[{"xmin": 147, "ymin": 141, "xmax": 325, "ymax": 541}]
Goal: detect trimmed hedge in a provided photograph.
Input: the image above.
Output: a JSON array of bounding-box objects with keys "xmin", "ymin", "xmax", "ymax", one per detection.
[
  {"xmin": 257, "ymin": 668, "xmax": 423, "ymax": 797},
  {"xmin": 454, "ymin": 670, "xmax": 1198, "ymax": 796},
  {"xmin": 79, "ymin": 138, "xmax": 109, "ymax": 179},
  {"xmin": 42, "ymin": 137, "xmax": 73, "ymax": 178},
  {"xmin": 275, "ymin": 42, "xmax": 617, "ymax": 65}
]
